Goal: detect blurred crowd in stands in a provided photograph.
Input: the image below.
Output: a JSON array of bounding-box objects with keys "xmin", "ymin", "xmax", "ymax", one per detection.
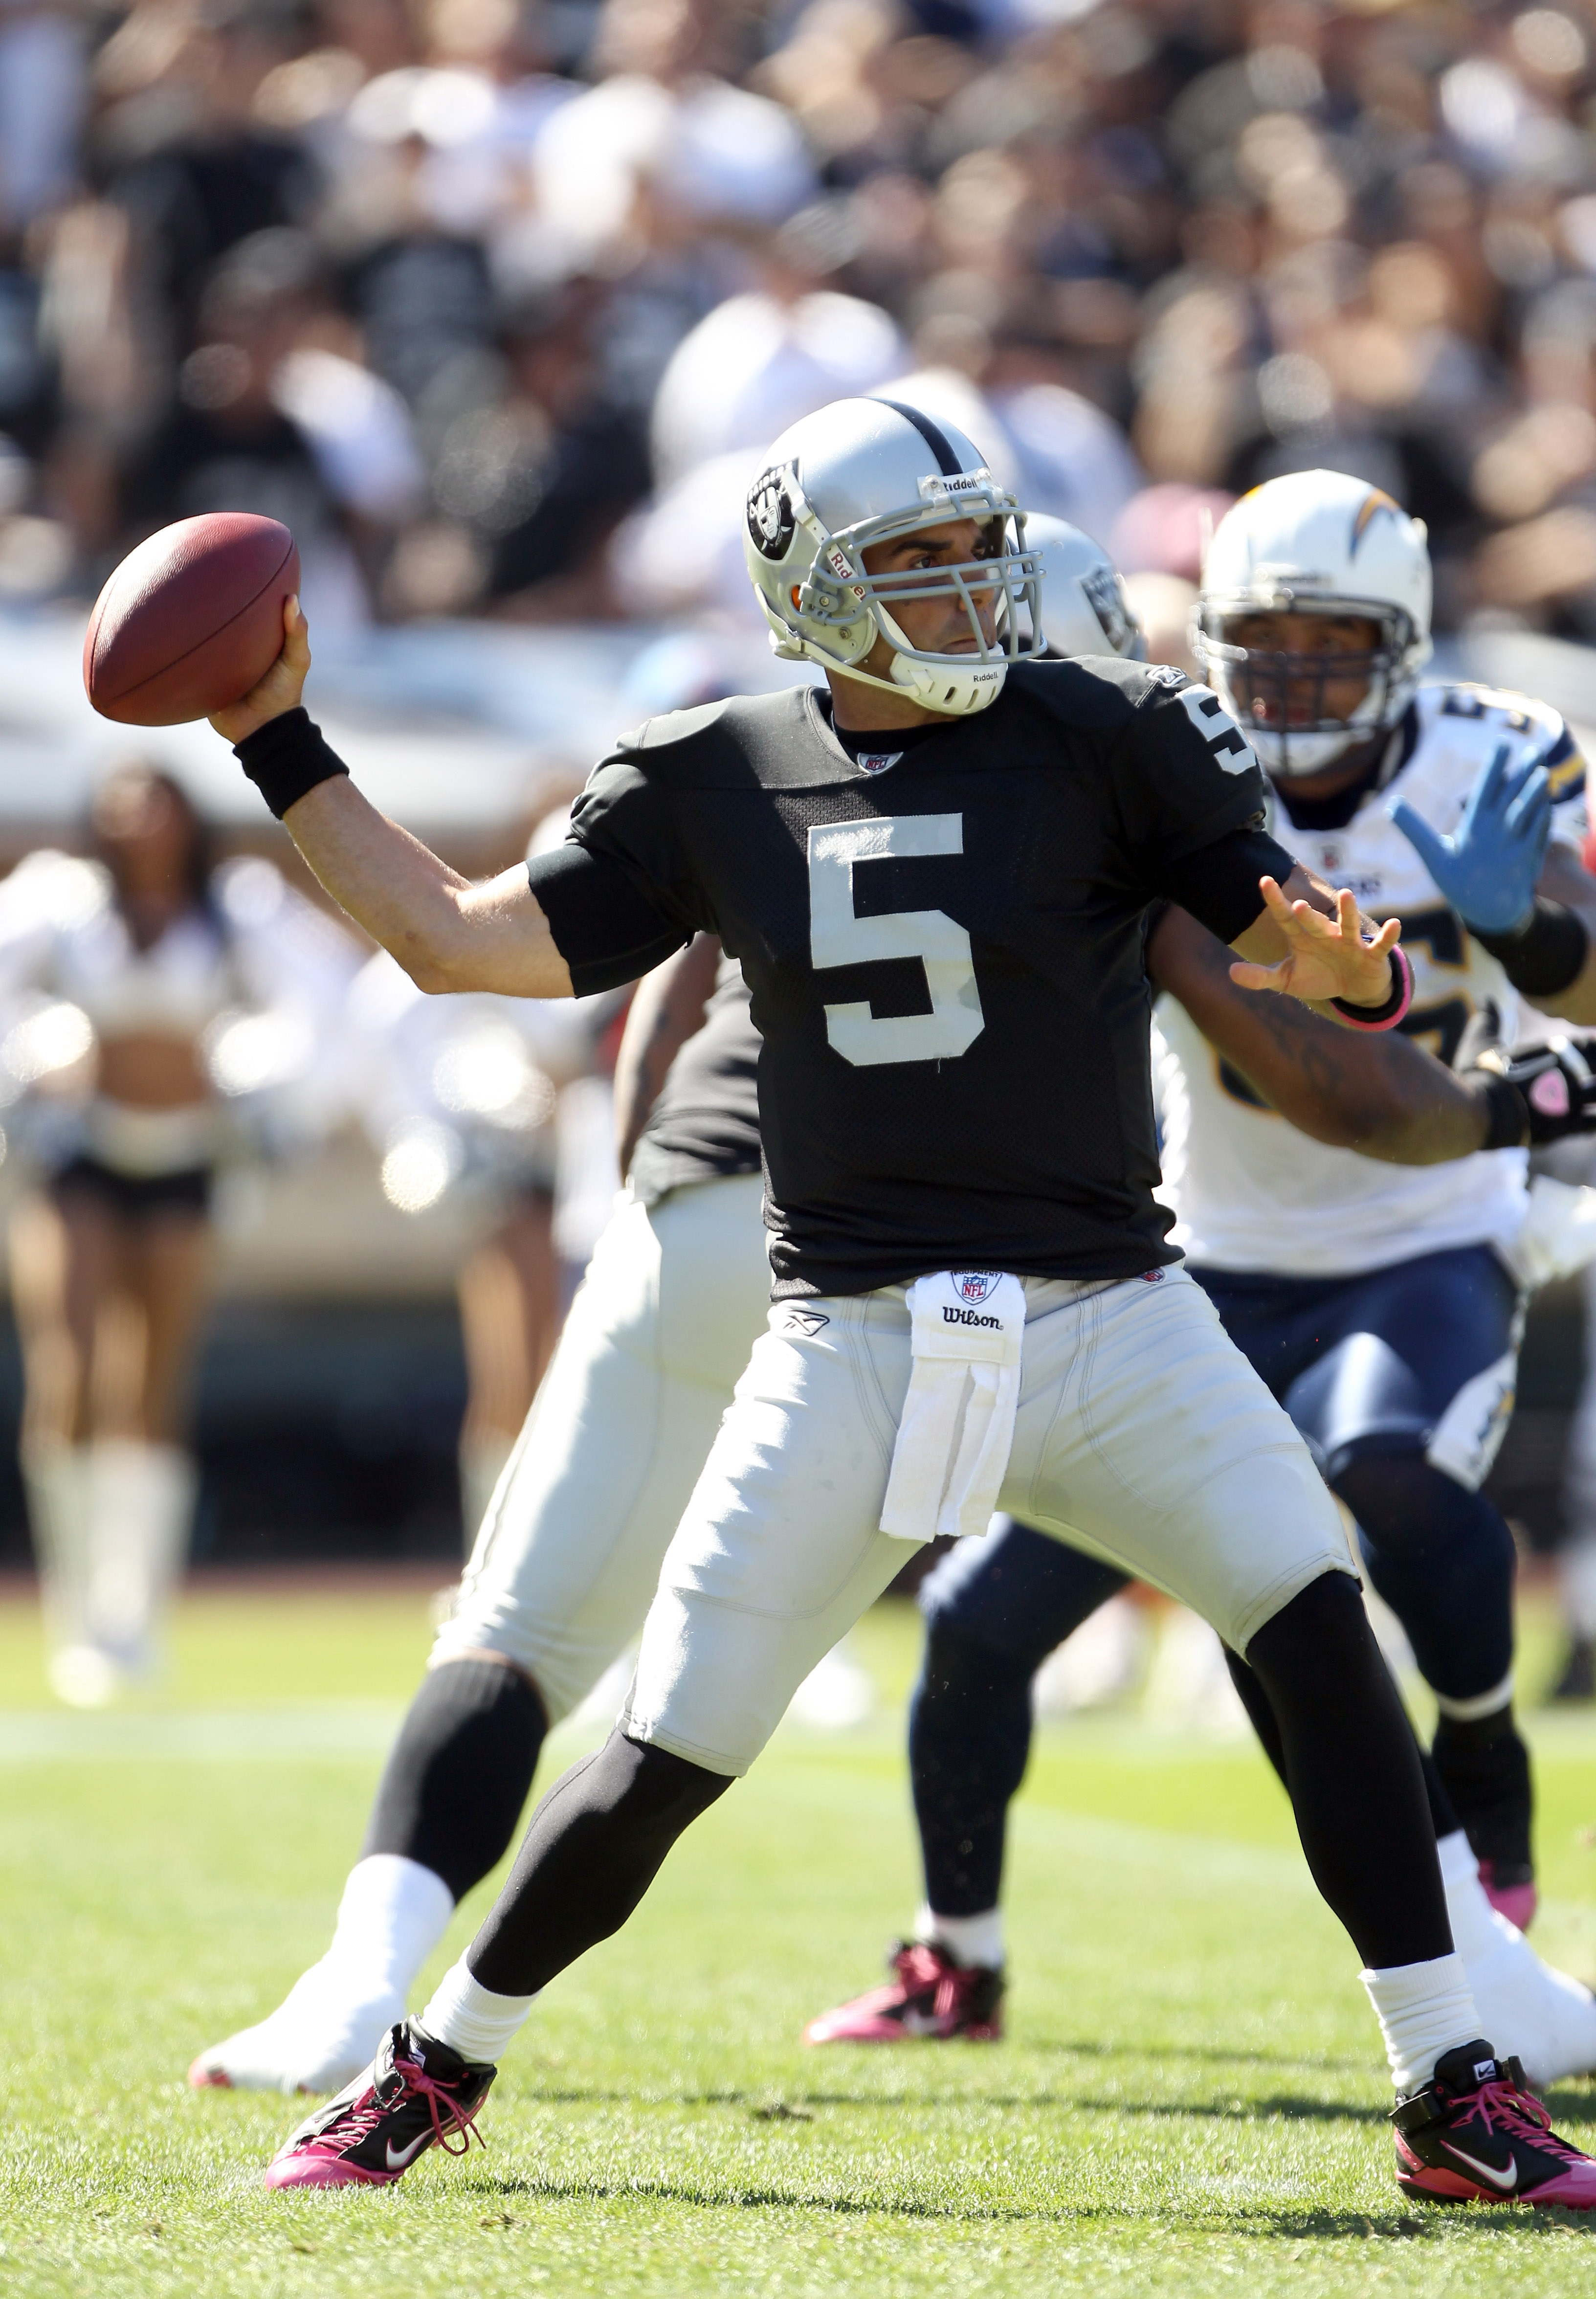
[{"xmin": 4, "ymin": 0, "xmax": 1596, "ymax": 648}]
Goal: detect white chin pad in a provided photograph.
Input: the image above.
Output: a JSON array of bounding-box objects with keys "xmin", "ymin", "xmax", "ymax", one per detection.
[
  {"xmin": 1253, "ymin": 725, "xmax": 1373, "ymax": 777},
  {"xmin": 893, "ymin": 652, "xmax": 1005, "ymax": 714}
]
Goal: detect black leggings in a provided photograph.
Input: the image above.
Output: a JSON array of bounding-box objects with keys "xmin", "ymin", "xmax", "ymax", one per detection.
[
  {"xmin": 459, "ymin": 1572, "xmax": 1448, "ymax": 2002},
  {"xmin": 1242, "ymin": 1573, "xmax": 1450, "ymax": 1969},
  {"xmin": 1222, "ymin": 1644, "xmax": 1463, "ymax": 1844},
  {"xmin": 362, "ymin": 1659, "xmax": 547, "ymax": 1902},
  {"xmin": 467, "ymin": 1732, "xmax": 732, "ymax": 1998}
]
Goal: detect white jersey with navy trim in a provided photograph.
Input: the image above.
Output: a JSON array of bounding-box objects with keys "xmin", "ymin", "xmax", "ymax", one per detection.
[{"xmin": 1156, "ymin": 682, "xmax": 1589, "ymax": 1277}]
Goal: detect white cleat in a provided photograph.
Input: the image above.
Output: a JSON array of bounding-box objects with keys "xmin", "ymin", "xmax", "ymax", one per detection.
[
  {"xmin": 188, "ymin": 1964, "xmax": 405, "ymax": 2096},
  {"xmin": 1466, "ymin": 1912, "xmax": 1596, "ymax": 2090}
]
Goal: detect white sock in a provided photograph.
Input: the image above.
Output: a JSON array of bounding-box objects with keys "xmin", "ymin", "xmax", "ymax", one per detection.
[
  {"xmin": 85, "ymin": 1441, "xmax": 195, "ymax": 1668},
  {"xmin": 917, "ymin": 1902, "xmax": 1005, "ymax": 1970},
  {"xmin": 418, "ymin": 1957, "xmax": 536, "ymax": 2065},
  {"xmin": 1437, "ymin": 1828, "xmax": 1501, "ymax": 1963},
  {"xmin": 1362, "ymin": 1951, "xmax": 1482, "ymax": 2093},
  {"xmin": 323, "ymin": 1855, "xmax": 455, "ymax": 2003}
]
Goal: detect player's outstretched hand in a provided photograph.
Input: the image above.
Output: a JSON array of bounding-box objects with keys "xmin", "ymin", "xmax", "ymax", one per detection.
[
  {"xmin": 1389, "ymin": 740, "xmax": 1552, "ymax": 935},
  {"xmin": 1230, "ymin": 877, "xmax": 1402, "ymax": 1007},
  {"xmin": 209, "ymin": 595, "xmax": 310, "ymax": 744}
]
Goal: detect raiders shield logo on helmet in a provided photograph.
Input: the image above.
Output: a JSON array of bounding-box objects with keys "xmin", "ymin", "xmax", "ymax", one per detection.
[
  {"xmin": 747, "ymin": 466, "xmax": 796, "ymax": 561},
  {"xmin": 1081, "ymin": 563, "xmax": 1133, "ymax": 655}
]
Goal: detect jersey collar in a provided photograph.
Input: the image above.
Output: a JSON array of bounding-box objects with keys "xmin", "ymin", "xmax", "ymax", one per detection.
[{"xmin": 807, "ymin": 686, "xmax": 965, "ymax": 781}]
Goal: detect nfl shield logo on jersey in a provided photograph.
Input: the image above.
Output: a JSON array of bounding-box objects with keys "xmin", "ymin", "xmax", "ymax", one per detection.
[{"xmin": 955, "ymin": 1272, "xmax": 998, "ymax": 1304}]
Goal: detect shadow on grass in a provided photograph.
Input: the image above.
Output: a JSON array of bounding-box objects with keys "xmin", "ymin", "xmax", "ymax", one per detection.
[
  {"xmin": 1025, "ymin": 2034, "xmax": 1374, "ymax": 2076},
  {"xmin": 466, "ymin": 2167, "xmax": 1593, "ymax": 2240},
  {"xmin": 516, "ymin": 2083, "xmax": 1382, "ymax": 2125}
]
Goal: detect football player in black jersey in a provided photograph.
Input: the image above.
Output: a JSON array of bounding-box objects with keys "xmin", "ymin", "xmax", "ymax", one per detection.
[{"xmin": 207, "ymin": 397, "xmax": 1596, "ymax": 2208}]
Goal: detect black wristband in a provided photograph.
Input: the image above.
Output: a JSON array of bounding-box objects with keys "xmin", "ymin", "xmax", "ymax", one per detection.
[
  {"xmin": 1467, "ymin": 1073, "xmax": 1530, "ymax": 1152},
  {"xmin": 1473, "ymin": 898, "xmax": 1589, "ymax": 998},
  {"xmin": 234, "ymin": 706, "xmax": 349, "ymax": 821}
]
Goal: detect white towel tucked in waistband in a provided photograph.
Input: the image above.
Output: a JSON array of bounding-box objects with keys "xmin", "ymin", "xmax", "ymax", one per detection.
[{"xmin": 880, "ymin": 1271, "xmax": 1026, "ymax": 1543}]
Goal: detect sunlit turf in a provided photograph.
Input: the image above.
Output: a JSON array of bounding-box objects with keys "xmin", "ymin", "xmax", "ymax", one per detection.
[{"xmin": 3, "ymin": 1579, "xmax": 1596, "ymax": 2296}]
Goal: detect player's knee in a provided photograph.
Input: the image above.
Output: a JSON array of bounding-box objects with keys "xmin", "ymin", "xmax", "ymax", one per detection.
[
  {"xmin": 1337, "ymin": 1452, "xmax": 1514, "ymax": 1582},
  {"xmin": 1244, "ymin": 1568, "xmax": 1378, "ymax": 1705},
  {"xmin": 916, "ymin": 1619, "xmax": 1033, "ymax": 1718},
  {"xmin": 911, "ymin": 1621, "xmax": 1035, "ymax": 1807},
  {"xmin": 606, "ymin": 1732, "xmax": 734, "ymax": 1836}
]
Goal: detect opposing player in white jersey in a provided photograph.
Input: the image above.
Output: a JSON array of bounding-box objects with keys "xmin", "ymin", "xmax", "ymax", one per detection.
[
  {"xmin": 810, "ymin": 468, "xmax": 1596, "ymax": 2059},
  {"xmin": 1169, "ymin": 473, "xmax": 1593, "ymax": 1926}
]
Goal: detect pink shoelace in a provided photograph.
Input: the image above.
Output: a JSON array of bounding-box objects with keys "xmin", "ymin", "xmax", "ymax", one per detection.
[
  {"xmin": 1452, "ymin": 2075, "xmax": 1569, "ymax": 2156},
  {"xmin": 328, "ymin": 2055, "xmax": 489, "ymax": 2162}
]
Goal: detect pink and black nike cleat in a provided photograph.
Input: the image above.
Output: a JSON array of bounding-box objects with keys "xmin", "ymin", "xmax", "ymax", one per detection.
[
  {"xmin": 263, "ymin": 2021, "xmax": 494, "ymax": 2189},
  {"xmin": 803, "ymin": 1941, "xmax": 1003, "ymax": 2044},
  {"xmin": 1392, "ymin": 2040, "xmax": 1596, "ymax": 2208}
]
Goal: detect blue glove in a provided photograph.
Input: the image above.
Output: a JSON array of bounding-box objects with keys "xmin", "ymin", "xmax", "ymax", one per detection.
[{"xmin": 1390, "ymin": 741, "xmax": 1552, "ymax": 934}]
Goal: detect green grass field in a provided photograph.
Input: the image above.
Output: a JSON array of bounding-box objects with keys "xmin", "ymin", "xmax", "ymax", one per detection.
[{"xmin": 5, "ymin": 1579, "xmax": 1596, "ymax": 2297}]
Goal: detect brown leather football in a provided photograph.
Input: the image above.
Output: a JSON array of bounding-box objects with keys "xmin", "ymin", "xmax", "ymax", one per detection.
[{"xmin": 83, "ymin": 513, "xmax": 300, "ymax": 727}]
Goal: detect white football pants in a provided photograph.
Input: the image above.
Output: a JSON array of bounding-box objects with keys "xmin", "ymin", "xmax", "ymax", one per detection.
[
  {"xmin": 622, "ymin": 1265, "xmax": 1357, "ymax": 1776},
  {"xmin": 431, "ymin": 1173, "xmax": 771, "ymax": 1719}
]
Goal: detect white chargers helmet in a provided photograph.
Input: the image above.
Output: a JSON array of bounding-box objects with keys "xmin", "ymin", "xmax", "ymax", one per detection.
[
  {"xmin": 1195, "ymin": 469, "xmax": 1431, "ymax": 778},
  {"xmin": 743, "ymin": 395, "xmax": 1043, "ymax": 716},
  {"xmin": 1026, "ymin": 514, "xmax": 1144, "ymax": 660}
]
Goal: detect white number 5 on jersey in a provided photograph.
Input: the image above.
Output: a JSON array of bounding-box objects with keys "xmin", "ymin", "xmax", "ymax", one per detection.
[
  {"xmin": 1178, "ymin": 685, "xmax": 1259, "ymax": 775},
  {"xmin": 808, "ymin": 815, "xmax": 985, "ymax": 1067}
]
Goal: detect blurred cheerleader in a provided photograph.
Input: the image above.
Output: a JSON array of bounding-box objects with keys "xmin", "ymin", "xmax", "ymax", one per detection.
[{"xmin": 0, "ymin": 762, "xmax": 360, "ymax": 1705}]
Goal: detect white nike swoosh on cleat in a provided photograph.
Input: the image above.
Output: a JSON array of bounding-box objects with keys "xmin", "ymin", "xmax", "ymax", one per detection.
[
  {"xmin": 384, "ymin": 2132, "xmax": 432, "ymax": 2170},
  {"xmin": 1442, "ymin": 2144, "xmax": 1519, "ymax": 2191}
]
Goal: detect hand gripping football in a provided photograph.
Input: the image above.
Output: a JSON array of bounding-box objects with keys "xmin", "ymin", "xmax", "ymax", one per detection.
[{"xmin": 83, "ymin": 513, "xmax": 300, "ymax": 727}]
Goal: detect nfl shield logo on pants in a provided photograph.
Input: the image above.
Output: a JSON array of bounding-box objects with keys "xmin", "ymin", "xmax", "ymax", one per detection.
[{"xmin": 954, "ymin": 1272, "xmax": 998, "ymax": 1304}]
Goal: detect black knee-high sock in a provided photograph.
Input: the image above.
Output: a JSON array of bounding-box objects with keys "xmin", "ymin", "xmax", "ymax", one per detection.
[
  {"xmin": 911, "ymin": 1621, "xmax": 1036, "ymax": 1919},
  {"xmin": 361, "ymin": 1659, "xmax": 548, "ymax": 1902},
  {"xmin": 466, "ymin": 1730, "xmax": 731, "ymax": 1998},
  {"xmin": 1222, "ymin": 1644, "xmax": 1464, "ymax": 1843},
  {"xmin": 1430, "ymin": 1708, "xmax": 1534, "ymax": 1880},
  {"xmin": 1243, "ymin": 1573, "xmax": 1451, "ymax": 1970}
]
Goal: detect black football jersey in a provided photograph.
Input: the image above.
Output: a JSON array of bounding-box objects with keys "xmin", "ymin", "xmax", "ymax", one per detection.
[
  {"xmin": 629, "ymin": 954, "xmax": 762, "ymax": 1204},
  {"xmin": 568, "ymin": 657, "xmax": 1286, "ymax": 1298}
]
